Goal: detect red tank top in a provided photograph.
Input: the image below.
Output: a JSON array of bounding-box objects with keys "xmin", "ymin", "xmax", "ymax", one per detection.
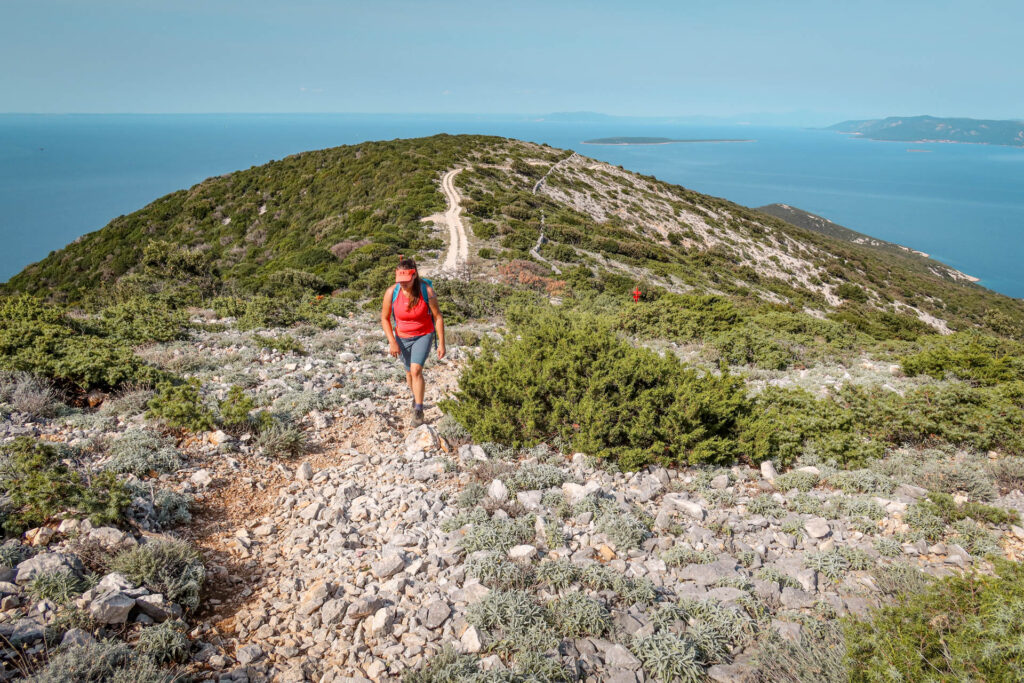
[{"xmin": 393, "ymin": 287, "xmax": 435, "ymax": 337}]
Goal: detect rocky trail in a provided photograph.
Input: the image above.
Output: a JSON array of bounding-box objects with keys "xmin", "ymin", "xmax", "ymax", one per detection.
[{"xmin": 3, "ymin": 310, "xmax": 1024, "ymax": 682}]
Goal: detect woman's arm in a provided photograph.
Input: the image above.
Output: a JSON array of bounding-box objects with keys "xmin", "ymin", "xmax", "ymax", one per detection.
[
  {"xmin": 380, "ymin": 285, "xmax": 400, "ymax": 358},
  {"xmin": 427, "ymin": 285, "xmax": 446, "ymax": 360}
]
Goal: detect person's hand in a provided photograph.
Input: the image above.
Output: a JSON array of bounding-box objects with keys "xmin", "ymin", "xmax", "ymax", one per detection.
[
  {"xmin": 437, "ymin": 343, "xmax": 446, "ymax": 360},
  {"xmin": 388, "ymin": 340, "xmax": 400, "ymax": 358}
]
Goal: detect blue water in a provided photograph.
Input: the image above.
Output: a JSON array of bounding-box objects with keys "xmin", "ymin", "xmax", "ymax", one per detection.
[{"xmin": 2, "ymin": 114, "xmax": 1023, "ymax": 298}]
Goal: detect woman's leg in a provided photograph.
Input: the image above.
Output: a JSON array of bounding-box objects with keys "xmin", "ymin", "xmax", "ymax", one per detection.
[{"xmin": 409, "ymin": 364, "xmax": 425, "ymax": 405}]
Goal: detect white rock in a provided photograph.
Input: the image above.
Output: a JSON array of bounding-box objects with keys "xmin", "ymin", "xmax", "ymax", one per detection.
[
  {"xmin": 804, "ymin": 518, "xmax": 831, "ymax": 539},
  {"xmin": 88, "ymin": 591, "xmax": 135, "ymax": 624},
  {"xmin": 461, "ymin": 625, "xmax": 483, "ymax": 653},
  {"xmin": 208, "ymin": 430, "xmax": 233, "ymax": 446},
  {"xmin": 405, "ymin": 424, "xmax": 439, "ymax": 456},
  {"xmin": 371, "ymin": 606, "xmax": 395, "ymax": 637},
  {"xmin": 561, "ymin": 481, "xmax": 600, "ymax": 505},
  {"xmin": 321, "ymin": 598, "xmax": 347, "ymax": 625},
  {"xmin": 236, "ymin": 644, "xmax": 263, "ymax": 665},
  {"xmin": 60, "ymin": 628, "xmax": 96, "ymax": 648},
  {"xmin": 663, "ymin": 494, "xmax": 706, "ymax": 520},
  {"xmin": 760, "ymin": 461, "xmax": 778, "ymax": 481},
  {"xmin": 135, "ymin": 594, "xmax": 181, "ymax": 622},
  {"xmin": 508, "ymin": 545, "xmax": 538, "ymax": 561},
  {"xmin": 190, "ymin": 469, "xmax": 213, "ymax": 488},
  {"xmin": 15, "ymin": 553, "xmax": 83, "ymax": 584},
  {"xmin": 296, "ymin": 462, "xmax": 314, "ymax": 481},
  {"xmin": 487, "ymin": 479, "xmax": 509, "ymax": 502},
  {"xmin": 373, "ymin": 553, "xmax": 405, "ymax": 579}
]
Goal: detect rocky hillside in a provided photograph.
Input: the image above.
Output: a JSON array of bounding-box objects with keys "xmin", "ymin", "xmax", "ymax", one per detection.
[
  {"xmin": 756, "ymin": 203, "xmax": 980, "ymax": 283},
  {"xmin": 2, "ymin": 135, "xmax": 1024, "ymax": 681},
  {"xmin": 2, "ymin": 308, "xmax": 1023, "ymax": 681},
  {"xmin": 5, "ymin": 135, "xmax": 1022, "ymax": 332}
]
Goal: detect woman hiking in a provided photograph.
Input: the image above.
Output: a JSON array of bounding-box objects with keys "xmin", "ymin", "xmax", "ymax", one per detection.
[{"xmin": 381, "ymin": 257, "xmax": 446, "ymax": 427}]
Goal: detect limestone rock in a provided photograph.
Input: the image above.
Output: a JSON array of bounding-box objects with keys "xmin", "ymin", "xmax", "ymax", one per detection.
[{"xmin": 15, "ymin": 553, "xmax": 83, "ymax": 585}]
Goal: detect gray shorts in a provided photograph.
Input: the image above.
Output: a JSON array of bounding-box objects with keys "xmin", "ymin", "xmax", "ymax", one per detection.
[{"xmin": 397, "ymin": 333, "xmax": 433, "ymax": 370}]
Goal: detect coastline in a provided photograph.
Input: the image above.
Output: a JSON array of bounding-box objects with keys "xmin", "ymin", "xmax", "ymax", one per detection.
[
  {"xmin": 581, "ymin": 138, "xmax": 754, "ymax": 145},
  {"xmin": 842, "ymin": 132, "xmax": 1024, "ymax": 149}
]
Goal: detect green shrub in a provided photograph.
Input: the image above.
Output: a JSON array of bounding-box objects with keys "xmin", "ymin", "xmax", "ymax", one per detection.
[
  {"xmin": 253, "ymin": 333, "xmax": 305, "ymax": 355},
  {"xmin": 0, "ymin": 295, "xmax": 162, "ymax": 392},
  {"xmin": 254, "ymin": 421, "xmax": 307, "ymax": 458},
  {"xmin": 0, "ymin": 438, "xmax": 130, "ymax": 536},
  {"xmin": 547, "ymin": 591, "xmax": 610, "ymax": 636},
  {"xmin": 466, "ymin": 589, "xmax": 558, "ymax": 654},
  {"xmin": 465, "ymin": 552, "xmax": 534, "ymax": 590},
  {"xmin": 595, "ymin": 510, "xmax": 649, "ymax": 549},
  {"xmin": 535, "ymin": 559, "xmax": 580, "ymax": 590},
  {"xmin": 774, "ymin": 470, "xmax": 820, "ymax": 492},
  {"xmin": 443, "ymin": 307, "xmax": 749, "ymax": 469},
  {"xmin": 402, "ymin": 644, "xmax": 480, "ymax": 682},
  {"xmin": 630, "ymin": 631, "xmax": 704, "ymax": 682},
  {"xmin": 134, "ymin": 619, "xmax": 190, "ymax": 664},
  {"xmin": 105, "ymin": 429, "xmax": 182, "ymax": 477},
  {"xmin": 460, "ymin": 515, "xmax": 536, "ymax": 553},
  {"xmin": 30, "ymin": 640, "xmax": 132, "ymax": 683},
  {"xmin": 845, "ymin": 559, "xmax": 1024, "ymax": 681},
  {"xmin": 503, "ymin": 463, "xmax": 568, "ymax": 493},
  {"xmin": 109, "ymin": 538, "xmax": 205, "ymax": 609},
  {"xmin": 835, "ymin": 283, "xmax": 869, "ymax": 303},
  {"xmin": 27, "ymin": 568, "xmax": 88, "ymax": 605},
  {"xmin": 97, "ymin": 296, "xmax": 187, "ymax": 345},
  {"xmin": 662, "ymin": 545, "xmax": 716, "ymax": 567},
  {"xmin": 146, "ymin": 380, "xmax": 215, "ymax": 432},
  {"xmin": 901, "ymin": 332, "xmax": 1024, "ymax": 386},
  {"xmin": 217, "ymin": 385, "xmax": 272, "ymax": 434},
  {"xmin": 754, "ymin": 621, "xmax": 846, "ymax": 683}
]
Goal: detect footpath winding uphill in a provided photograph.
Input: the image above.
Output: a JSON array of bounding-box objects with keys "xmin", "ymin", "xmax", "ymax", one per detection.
[{"xmin": 438, "ymin": 169, "xmax": 470, "ymax": 276}]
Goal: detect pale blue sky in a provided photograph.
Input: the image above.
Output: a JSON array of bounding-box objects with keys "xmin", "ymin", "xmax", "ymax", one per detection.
[{"xmin": 2, "ymin": 0, "xmax": 1021, "ymax": 122}]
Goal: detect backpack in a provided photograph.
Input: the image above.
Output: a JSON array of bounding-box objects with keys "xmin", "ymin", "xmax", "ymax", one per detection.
[{"xmin": 391, "ymin": 278, "xmax": 438, "ymax": 349}]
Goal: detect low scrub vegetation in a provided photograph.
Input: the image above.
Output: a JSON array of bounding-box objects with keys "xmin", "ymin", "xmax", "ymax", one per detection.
[
  {"xmin": 444, "ymin": 307, "xmax": 1024, "ymax": 470},
  {"xmin": 0, "ymin": 438, "xmax": 130, "ymax": 536},
  {"xmin": 443, "ymin": 307, "xmax": 749, "ymax": 470},
  {"xmin": 845, "ymin": 559, "xmax": 1024, "ymax": 680}
]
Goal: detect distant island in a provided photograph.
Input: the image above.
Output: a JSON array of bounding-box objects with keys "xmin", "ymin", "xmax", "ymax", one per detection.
[
  {"xmin": 582, "ymin": 136, "xmax": 754, "ymax": 145},
  {"xmin": 829, "ymin": 115, "xmax": 1024, "ymax": 147}
]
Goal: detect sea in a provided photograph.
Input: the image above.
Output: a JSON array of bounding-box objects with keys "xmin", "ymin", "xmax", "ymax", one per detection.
[{"xmin": 2, "ymin": 113, "xmax": 1023, "ymax": 298}]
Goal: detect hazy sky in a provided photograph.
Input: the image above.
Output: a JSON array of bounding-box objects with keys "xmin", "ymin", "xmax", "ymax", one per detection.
[{"xmin": 3, "ymin": 0, "xmax": 1021, "ymax": 122}]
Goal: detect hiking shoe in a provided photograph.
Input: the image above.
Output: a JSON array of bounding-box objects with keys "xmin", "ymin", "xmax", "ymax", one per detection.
[{"xmin": 411, "ymin": 408, "xmax": 424, "ymax": 427}]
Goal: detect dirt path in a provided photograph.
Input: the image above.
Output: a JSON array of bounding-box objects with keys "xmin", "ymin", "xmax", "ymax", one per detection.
[{"xmin": 438, "ymin": 168, "xmax": 469, "ymax": 276}]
